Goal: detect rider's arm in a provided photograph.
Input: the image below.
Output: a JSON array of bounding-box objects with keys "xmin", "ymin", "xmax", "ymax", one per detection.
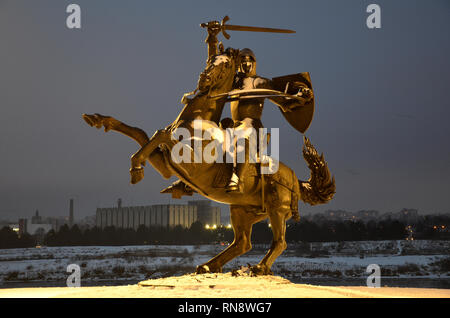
[
  {"xmin": 254, "ymin": 77, "xmax": 290, "ymax": 112},
  {"xmin": 254, "ymin": 77, "xmax": 273, "ymax": 89},
  {"xmin": 181, "ymin": 23, "xmax": 221, "ymax": 105},
  {"xmin": 205, "ymin": 22, "xmax": 221, "ymax": 62},
  {"xmin": 263, "ymin": 78, "xmax": 313, "ymax": 112},
  {"xmin": 260, "ymin": 78, "xmax": 305, "ymax": 112},
  {"xmin": 255, "ymin": 77, "xmax": 290, "ymax": 112}
]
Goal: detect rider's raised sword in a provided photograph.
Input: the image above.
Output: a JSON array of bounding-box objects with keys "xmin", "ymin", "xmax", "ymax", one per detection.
[{"xmin": 200, "ymin": 16, "xmax": 295, "ymax": 40}]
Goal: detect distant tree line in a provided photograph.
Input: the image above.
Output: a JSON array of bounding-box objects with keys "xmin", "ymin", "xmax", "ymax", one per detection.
[
  {"xmin": 43, "ymin": 222, "xmax": 228, "ymax": 246},
  {"xmin": 0, "ymin": 215, "xmax": 448, "ymax": 248},
  {"xmin": 0, "ymin": 227, "xmax": 35, "ymax": 249}
]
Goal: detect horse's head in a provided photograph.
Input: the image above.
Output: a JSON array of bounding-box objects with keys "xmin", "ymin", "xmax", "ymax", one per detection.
[{"xmin": 197, "ymin": 48, "xmax": 239, "ymax": 94}]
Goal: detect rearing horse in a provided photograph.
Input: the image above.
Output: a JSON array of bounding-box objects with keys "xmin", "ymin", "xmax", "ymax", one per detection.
[{"xmin": 83, "ymin": 48, "xmax": 335, "ymax": 275}]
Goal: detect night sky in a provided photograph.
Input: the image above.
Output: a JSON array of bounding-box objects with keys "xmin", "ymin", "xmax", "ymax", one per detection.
[{"xmin": 1, "ymin": 0, "xmax": 449, "ymax": 220}]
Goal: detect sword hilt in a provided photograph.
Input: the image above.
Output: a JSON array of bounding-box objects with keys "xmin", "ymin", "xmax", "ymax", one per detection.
[
  {"xmin": 220, "ymin": 16, "xmax": 231, "ymax": 40},
  {"xmin": 200, "ymin": 16, "xmax": 232, "ymax": 41}
]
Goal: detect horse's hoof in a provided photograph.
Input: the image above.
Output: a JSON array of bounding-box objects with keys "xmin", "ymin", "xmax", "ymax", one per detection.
[
  {"xmin": 196, "ymin": 264, "xmax": 222, "ymax": 274},
  {"xmin": 130, "ymin": 167, "xmax": 144, "ymax": 184},
  {"xmin": 250, "ymin": 265, "xmax": 273, "ymax": 276},
  {"xmin": 82, "ymin": 114, "xmax": 96, "ymax": 127}
]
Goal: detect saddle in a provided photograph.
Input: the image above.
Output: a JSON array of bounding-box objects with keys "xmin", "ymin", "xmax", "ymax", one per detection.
[{"xmin": 160, "ymin": 117, "xmax": 293, "ymax": 201}]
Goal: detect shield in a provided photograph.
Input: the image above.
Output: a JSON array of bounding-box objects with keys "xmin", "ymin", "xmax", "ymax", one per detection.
[{"xmin": 270, "ymin": 72, "xmax": 314, "ymax": 134}]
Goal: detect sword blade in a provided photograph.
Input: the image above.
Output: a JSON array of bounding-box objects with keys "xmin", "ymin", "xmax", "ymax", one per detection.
[{"xmin": 223, "ymin": 24, "xmax": 295, "ymax": 34}]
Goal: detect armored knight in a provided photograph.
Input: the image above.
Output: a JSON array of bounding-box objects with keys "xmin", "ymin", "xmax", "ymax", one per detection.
[
  {"xmin": 225, "ymin": 48, "xmax": 271, "ymax": 192},
  {"xmin": 163, "ymin": 19, "xmax": 314, "ymax": 197}
]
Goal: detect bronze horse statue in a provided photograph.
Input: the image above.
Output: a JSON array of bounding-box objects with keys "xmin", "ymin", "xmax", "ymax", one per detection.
[{"xmin": 83, "ymin": 48, "xmax": 335, "ymax": 275}]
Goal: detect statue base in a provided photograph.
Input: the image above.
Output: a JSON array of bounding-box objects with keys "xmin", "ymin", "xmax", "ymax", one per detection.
[{"xmin": 0, "ymin": 272, "xmax": 448, "ymax": 298}]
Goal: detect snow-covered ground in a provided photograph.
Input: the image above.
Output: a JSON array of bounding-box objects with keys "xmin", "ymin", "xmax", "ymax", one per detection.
[
  {"xmin": 2, "ymin": 272, "xmax": 450, "ymax": 298},
  {"xmin": 0, "ymin": 240, "xmax": 448, "ymax": 289}
]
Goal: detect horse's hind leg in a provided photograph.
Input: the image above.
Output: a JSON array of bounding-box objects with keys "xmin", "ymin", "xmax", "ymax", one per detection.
[
  {"xmin": 82, "ymin": 113, "xmax": 149, "ymax": 147},
  {"xmin": 130, "ymin": 129, "xmax": 170, "ymax": 184},
  {"xmin": 251, "ymin": 208, "xmax": 288, "ymax": 275},
  {"xmin": 82, "ymin": 114, "xmax": 173, "ymax": 181},
  {"xmin": 196, "ymin": 205, "xmax": 266, "ymax": 274}
]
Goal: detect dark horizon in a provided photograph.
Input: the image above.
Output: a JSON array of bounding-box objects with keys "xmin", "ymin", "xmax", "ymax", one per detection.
[{"xmin": 1, "ymin": 200, "xmax": 448, "ymax": 224}]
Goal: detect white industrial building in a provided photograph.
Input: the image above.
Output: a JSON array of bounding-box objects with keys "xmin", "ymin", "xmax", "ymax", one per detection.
[
  {"xmin": 19, "ymin": 210, "xmax": 53, "ymax": 236},
  {"xmin": 96, "ymin": 200, "xmax": 220, "ymax": 230}
]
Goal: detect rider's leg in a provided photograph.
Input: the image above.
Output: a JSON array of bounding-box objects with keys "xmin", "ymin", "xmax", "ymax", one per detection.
[
  {"xmin": 226, "ymin": 119, "xmax": 257, "ymax": 193},
  {"xmin": 226, "ymin": 144, "xmax": 240, "ymax": 191}
]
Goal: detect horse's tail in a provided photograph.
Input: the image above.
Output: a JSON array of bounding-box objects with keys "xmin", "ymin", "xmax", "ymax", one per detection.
[{"xmin": 298, "ymin": 136, "xmax": 336, "ymax": 207}]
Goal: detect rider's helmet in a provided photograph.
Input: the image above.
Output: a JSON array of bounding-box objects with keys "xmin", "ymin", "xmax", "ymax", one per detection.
[{"xmin": 238, "ymin": 48, "xmax": 257, "ymax": 76}]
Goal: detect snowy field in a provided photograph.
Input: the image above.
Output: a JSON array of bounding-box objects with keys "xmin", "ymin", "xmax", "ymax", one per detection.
[{"xmin": 0, "ymin": 240, "xmax": 449, "ymax": 289}]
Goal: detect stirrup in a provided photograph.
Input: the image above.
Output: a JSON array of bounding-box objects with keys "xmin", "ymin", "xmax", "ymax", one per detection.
[{"xmin": 226, "ymin": 180, "xmax": 242, "ymax": 193}]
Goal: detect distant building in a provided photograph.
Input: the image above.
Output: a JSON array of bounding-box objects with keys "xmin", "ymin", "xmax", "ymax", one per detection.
[
  {"xmin": 31, "ymin": 210, "xmax": 42, "ymax": 224},
  {"xmin": 398, "ymin": 208, "xmax": 419, "ymax": 223},
  {"xmin": 77, "ymin": 215, "xmax": 96, "ymax": 230},
  {"xmin": 356, "ymin": 210, "xmax": 379, "ymax": 220},
  {"xmin": 19, "ymin": 210, "xmax": 53, "ymax": 236},
  {"xmin": 95, "ymin": 200, "xmax": 221, "ymax": 230},
  {"xmin": 382, "ymin": 208, "xmax": 419, "ymax": 223},
  {"xmin": 17, "ymin": 199, "xmax": 76, "ymax": 236},
  {"xmin": 323, "ymin": 210, "xmax": 353, "ymax": 221},
  {"xmin": 188, "ymin": 200, "xmax": 221, "ymax": 227},
  {"xmin": 319, "ymin": 209, "xmax": 382, "ymax": 223},
  {"xmin": 96, "ymin": 204, "xmax": 197, "ymax": 229}
]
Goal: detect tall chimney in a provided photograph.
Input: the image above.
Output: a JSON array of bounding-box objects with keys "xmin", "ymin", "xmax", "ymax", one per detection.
[
  {"xmin": 118, "ymin": 198, "xmax": 122, "ymax": 209},
  {"xmin": 69, "ymin": 199, "xmax": 74, "ymax": 227}
]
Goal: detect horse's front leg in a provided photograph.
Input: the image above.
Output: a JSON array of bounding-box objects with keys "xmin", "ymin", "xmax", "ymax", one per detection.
[
  {"xmin": 130, "ymin": 129, "xmax": 169, "ymax": 184},
  {"xmin": 250, "ymin": 208, "xmax": 288, "ymax": 276},
  {"xmin": 196, "ymin": 205, "xmax": 267, "ymax": 274}
]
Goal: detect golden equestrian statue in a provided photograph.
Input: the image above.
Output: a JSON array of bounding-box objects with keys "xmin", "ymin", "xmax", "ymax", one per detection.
[{"xmin": 83, "ymin": 17, "xmax": 335, "ymax": 275}]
